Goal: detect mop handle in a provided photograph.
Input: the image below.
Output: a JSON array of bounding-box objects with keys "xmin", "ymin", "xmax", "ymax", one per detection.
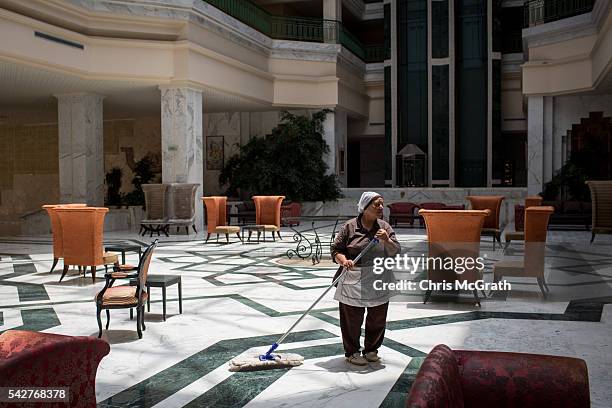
[{"xmin": 274, "ymin": 237, "xmax": 380, "ymax": 347}]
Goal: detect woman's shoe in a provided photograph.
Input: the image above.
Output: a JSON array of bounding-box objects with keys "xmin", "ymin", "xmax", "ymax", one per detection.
[
  {"xmin": 346, "ymin": 353, "xmax": 368, "ymax": 366},
  {"xmin": 364, "ymin": 351, "xmax": 380, "ymax": 362}
]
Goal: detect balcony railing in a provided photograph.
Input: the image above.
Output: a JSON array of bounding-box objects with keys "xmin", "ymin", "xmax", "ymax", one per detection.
[
  {"xmin": 203, "ymin": 0, "xmax": 384, "ymax": 63},
  {"xmin": 524, "ymin": 0, "xmax": 596, "ymax": 27}
]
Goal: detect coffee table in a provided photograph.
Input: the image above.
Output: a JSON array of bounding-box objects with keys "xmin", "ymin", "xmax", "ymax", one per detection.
[
  {"xmin": 130, "ymin": 274, "xmax": 182, "ymax": 321},
  {"xmin": 104, "ymin": 243, "xmax": 142, "ymax": 265}
]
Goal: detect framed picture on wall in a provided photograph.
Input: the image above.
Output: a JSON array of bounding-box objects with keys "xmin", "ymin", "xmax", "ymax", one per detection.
[{"xmin": 206, "ymin": 136, "xmax": 224, "ymax": 170}]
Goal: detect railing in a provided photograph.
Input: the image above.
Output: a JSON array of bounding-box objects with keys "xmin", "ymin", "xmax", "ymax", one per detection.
[
  {"xmin": 205, "ymin": 0, "xmax": 271, "ymax": 35},
  {"xmin": 270, "ymin": 16, "xmax": 337, "ymax": 42},
  {"xmin": 202, "ymin": 0, "xmax": 384, "ymax": 63},
  {"xmin": 524, "ymin": 0, "xmax": 596, "ymax": 27}
]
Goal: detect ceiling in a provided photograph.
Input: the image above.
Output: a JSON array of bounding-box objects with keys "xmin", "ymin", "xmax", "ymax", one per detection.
[{"xmin": 0, "ymin": 59, "xmax": 271, "ymax": 118}]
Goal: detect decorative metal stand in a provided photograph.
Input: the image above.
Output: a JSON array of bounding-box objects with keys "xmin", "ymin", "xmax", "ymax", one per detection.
[{"xmin": 284, "ymin": 216, "xmax": 351, "ymax": 265}]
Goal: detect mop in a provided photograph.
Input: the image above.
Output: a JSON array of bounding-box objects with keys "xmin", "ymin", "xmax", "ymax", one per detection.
[{"xmin": 229, "ymin": 238, "xmax": 380, "ymax": 372}]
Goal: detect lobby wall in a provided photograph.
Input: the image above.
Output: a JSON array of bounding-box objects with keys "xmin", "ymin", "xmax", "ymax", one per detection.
[{"xmin": 0, "ymin": 114, "xmax": 162, "ymax": 235}]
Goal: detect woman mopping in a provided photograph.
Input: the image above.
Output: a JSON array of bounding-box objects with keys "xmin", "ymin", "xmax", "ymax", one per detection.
[{"xmin": 331, "ymin": 191, "xmax": 401, "ymax": 366}]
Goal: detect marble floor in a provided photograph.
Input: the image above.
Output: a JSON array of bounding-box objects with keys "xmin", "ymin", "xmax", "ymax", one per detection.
[{"xmin": 1, "ymin": 225, "xmax": 611, "ymax": 407}]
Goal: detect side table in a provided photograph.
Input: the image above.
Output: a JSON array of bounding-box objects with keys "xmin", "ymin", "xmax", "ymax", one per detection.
[
  {"xmin": 104, "ymin": 243, "xmax": 142, "ymax": 265},
  {"xmin": 130, "ymin": 274, "xmax": 182, "ymax": 321}
]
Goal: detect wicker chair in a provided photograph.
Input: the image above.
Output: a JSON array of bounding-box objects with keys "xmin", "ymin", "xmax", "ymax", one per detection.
[
  {"xmin": 586, "ymin": 180, "xmax": 612, "ymax": 243},
  {"xmin": 466, "ymin": 195, "xmax": 505, "ymax": 249},
  {"xmin": 140, "ymin": 184, "xmax": 169, "ymax": 237},
  {"xmin": 203, "ymin": 196, "xmax": 241, "ymax": 243},
  {"xmin": 55, "ymin": 207, "xmax": 119, "ymax": 283},
  {"xmin": 95, "ymin": 240, "xmax": 158, "ymax": 339},
  {"xmin": 418, "ymin": 209, "xmax": 490, "ymax": 306},
  {"xmin": 493, "ymin": 206, "xmax": 554, "ymax": 297},
  {"xmin": 505, "ymin": 196, "xmax": 544, "ymax": 248},
  {"xmin": 167, "ymin": 183, "xmax": 200, "ymax": 234},
  {"xmin": 42, "ymin": 203, "xmax": 87, "ymax": 273},
  {"xmin": 252, "ymin": 195, "xmax": 285, "ymax": 241}
]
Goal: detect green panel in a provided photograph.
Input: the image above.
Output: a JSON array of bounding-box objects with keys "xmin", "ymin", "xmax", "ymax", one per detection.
[
  {"xmin": 384, "ymin": 66, "xmax": 392, "ymax": 181},
  {"xmin": 432, "ymin": 65, "xmax": 449, "ymax": 180},
  {"xmin": 455, "ymin": 0, "xmax": 487, "ymax": 187},
  {"xmin": 492, "ymin": 59, "xmax": 503, "ymax": 183},
  {"xmin": 432, "ymin": 0, "xmax": 449, "ymax": 58},
  {"xmin": 397, "ymin": 0, "xmax": 428, "ymax": 154},
  {"xmin": 493, "ymin": 0, "xmax": 502, "ymax": 53},
  {"xmin": 384, "ymin": 4, "xmax": 391, "ymax": 60}
]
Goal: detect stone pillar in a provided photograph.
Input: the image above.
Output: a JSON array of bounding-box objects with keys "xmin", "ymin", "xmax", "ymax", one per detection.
[
  {"xmin": 527, "ymin": 96, "xmax": 544, "ymax": 196},
  {"xmin": 335, "ymin": 110, "xmax": 347, "ymax": 186},
  {"xmin": 56, "ymin": 93, "xmax": 104, "ymax": 206},
  {"xmin": 322, "ymin": 110, "xmax": 337, "ymax": 177},
  {"xmin": 160, "ymin": 86, "xmax": 204, "ymax": 229}
]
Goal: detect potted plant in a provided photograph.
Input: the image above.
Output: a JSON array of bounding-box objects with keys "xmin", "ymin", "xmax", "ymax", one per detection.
[{"xmin": 219, "ymin": 110, "xmax": 342, "ymax": 213}]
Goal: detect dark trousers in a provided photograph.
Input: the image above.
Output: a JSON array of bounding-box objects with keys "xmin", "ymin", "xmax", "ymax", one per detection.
[{"xmin": 339, "ymin": 301, "xmax": 389, "ymax": 357}]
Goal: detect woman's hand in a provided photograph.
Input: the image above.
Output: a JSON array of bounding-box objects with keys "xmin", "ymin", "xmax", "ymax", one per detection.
[
  {"xmin": 375, "ymin": 229, "xmax": 390, "ymax": 242},
  {"xmin": 342, "ymin": 259, "xmax": 355, "ymax": 270}
]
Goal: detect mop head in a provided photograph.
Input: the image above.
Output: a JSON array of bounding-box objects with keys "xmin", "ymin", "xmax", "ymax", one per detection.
[{"xmin": 228, "ymin": 353, "xmax": 304, "ymax": 372}]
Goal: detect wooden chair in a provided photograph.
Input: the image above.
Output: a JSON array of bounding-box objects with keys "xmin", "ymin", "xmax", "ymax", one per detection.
[
  {"xmin": 95, "ymin": 240, "xmax": 158, "ymax": 339},
  {"xmin": 586, "ymin": 180, "xmax": 612, "ymax": 243},
  {"xmin": 252, "ymin": 195, "xmax": 285, "ymax": 241},
  {"xmin": 466, "ymin": 195, "xmax": 505, "ymax": 249},
  {"xmin": 493, "ymin": 206, "xmax": 554, "ymax": 298},
  {"xmin": 55, "ymin": 207, "xmax": 119, "ymax": 283},
  {"xmin": 419, "ymin": 209, "xmax": 490, "ymax": 306},
  {"xmin": 202, "ymin": 196, "xmax": 241, "ymax": 243},
  {"xmin": 505, "ymin": 196, "xmax": 544, "ymax": 248},
  {"xmin": 42, "ymin": 203, "xmax": 86, "ymax": 273}
]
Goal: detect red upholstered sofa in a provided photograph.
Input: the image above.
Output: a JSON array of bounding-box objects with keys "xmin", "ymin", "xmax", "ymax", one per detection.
[
  {"xmin": 0, "ymin": 330, "xmax": 110, "ymax": 407},
  {"xmin": 406, "ymin": 344, "xmax": 590, "ymax": 408}
]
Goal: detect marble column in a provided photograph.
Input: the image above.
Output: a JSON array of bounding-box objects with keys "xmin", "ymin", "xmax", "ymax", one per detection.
[
  {"xmin": 322, "ymin": 110, "xmax": 337, "ymax": 177},
  {"xmin": 160, "ymin": 86, "xmax": 204, "ymax": 229},
  {"xmin": 543, "ymin": 96, "xmax": 554, "ymax": 184},
  {"xmin": 527, "ymin": 95, "xmax": 544, "ymax": 196},
  {"xmin": 56, "ymin": 93, "xmax": 104, "ymax": 206},
  {"xmin": 335, "ymin": 110, "xmax": 347, "ymax": 186}
]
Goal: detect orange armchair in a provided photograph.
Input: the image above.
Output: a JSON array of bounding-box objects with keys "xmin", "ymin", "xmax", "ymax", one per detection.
[
  {"xmin": 55, "ymin": 207, "xmax": 119, "ymax": 283},
  {"xmin": 42, "ymin": 204, "xmax": 87, "ymax": 273},
  {"xmin": 252, "ymin": 195, "xmax": 285, "ymax": 241},
  {"xmin": 494, "ymin": 206, "xmax": 554, "ymax": 297},
  {"xmin": 505, "ymin": 196, "xmax": 544, "ymax": 248},
  {"xmin": 466, "ymin": 195, "xmax": 505, "ymax": 249},
  {"xmin": 419, "ymin": 209, "xmax": 490, "ymax": 306},
  {"xmin": 202, "ymin": 196, "xmax": 241, "ymax": 244}
]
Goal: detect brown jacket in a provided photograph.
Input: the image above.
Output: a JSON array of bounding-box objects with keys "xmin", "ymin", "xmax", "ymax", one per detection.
[{"xmin": 331, "ymin": 215, "xmax": 400, "ymax": 284}]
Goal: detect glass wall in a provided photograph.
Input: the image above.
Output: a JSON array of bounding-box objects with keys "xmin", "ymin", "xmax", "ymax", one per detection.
[
  {"xmin": 455, "ymin": 0, "xmax": 487, "ymax": 187},
  {"xmin": 397, "ymin": 0, "xmax": 428, "ymax": 155}
]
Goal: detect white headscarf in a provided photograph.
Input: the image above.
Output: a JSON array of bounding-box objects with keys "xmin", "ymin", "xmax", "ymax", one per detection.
[{"xmin": 358, "ymin": 191, "xmax": 382, "ymax": 214}]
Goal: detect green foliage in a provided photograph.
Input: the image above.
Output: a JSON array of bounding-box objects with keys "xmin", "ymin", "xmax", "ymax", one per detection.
[
  {"xmin": 542, "ymin": 162, "xmax": 590, "ymax": 202},
  {"xmin": 219, "ymin": 110, "xmax": 342, "ymax": 202},
  {"xmin": 104, "ymin": 167, "xmax": 123, "ymax": 206},
  {"xmin": 123, "ymin": 156, "xmax": 157, "ymax": 206}
]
